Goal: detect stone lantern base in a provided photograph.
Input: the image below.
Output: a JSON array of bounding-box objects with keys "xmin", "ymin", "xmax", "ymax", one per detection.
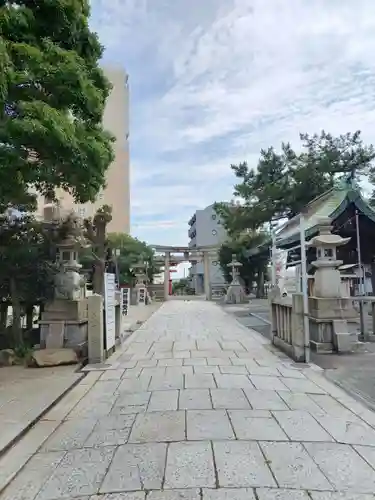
[
  {"xmin": 224, "ymin": 283, "xmax": 248, "ymax": 304},
  {"xmin": 308, "ymin": 296, "xmax": 358, "ymax": 353},
  {"xmin": 39, "ymin": 298, "xmax": 88, "ymax": 358}
]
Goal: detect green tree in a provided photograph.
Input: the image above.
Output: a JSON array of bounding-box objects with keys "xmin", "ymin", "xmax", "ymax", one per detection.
[
  {"xmin": 107, "ymin": 233, "xmax": 160, "ymax": 285},
  {"xmin": 0, "ymin": 213, "xmax": 57, "ymax": 346},
  {"xmin": 218, "ymin": 231, "xmax": 269, "ymax": 297},
  {"xmin": 216, "ymin": 131, "xmax": 375, "ymax": 231},
  {"xmin": 0, "ymin": 0, "xmax": 114, "ymax": 211}
]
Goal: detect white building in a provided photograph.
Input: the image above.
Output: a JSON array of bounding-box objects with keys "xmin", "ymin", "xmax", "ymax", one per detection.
[{"xmin": 188, "ymin": 204, "xmax": 228, "ymax": 294}]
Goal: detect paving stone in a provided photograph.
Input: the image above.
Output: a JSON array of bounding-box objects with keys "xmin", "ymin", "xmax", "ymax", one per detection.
[
  {"xmin": 194, "ymin": 366, "xmax": 220, "ymax": 375},
  {"xmin": 117, "ymin": 377, "xmax": 151, "ymax": 393},
  {"xmin": 157, "ymin": 359, "xmax": 183, "ymax": 367},
  {"xmin": 310, "ymin": 492, "xmax": 375, "ymax": 500},
  {"xmin": 152, "ymin": 341, "xmax": 174, "ymax": 352},
  {"xmin": 93, "ymin": 414, "xmax": 136, "ymax": 430},
  {"xmin": 206, "ymin": 358, "xmax": 232, "ymax": 366},
  {"xmin": 0, "ymin": 451, "xmax": 65, "ymax": 500},
  {"xmin": 220, "ymin": 341, "xmax": 246, "ymax": 351},
  {"xmin": 247, "ymin": 366, "xmax": 281, "ymax": 377},
  {"xmin": 165, "ymin": 441, "xmax": 215, "ymax": 488},
  {"xmin": 219, "ymin": 366, "xmax": 248, "ymax": 375},
  {"xmin": 279, "ymin": 392, "xmax": 326, "ymax": 413},
  {"xmin": 179, "ymin": 389, "xmax": 212, "ymax": 410},
  {"xmin": 115, "ymin": 392, "xmax": 151, "ymax": 409},
  {"xmin": 149, "ymin": 490, "xmax": 200, "ymax": 500},
  {"xmin": 166, "ymin": 366, "xmax": 194, "ymax": 377},
  {"xmin": 213, "ymin": 441, "xmax": 276, "ymax": 488},
  {"xmin": 36, "ymin": 447, "xmax": 115, "ymax": 499},
  {"xmin": 136, "ymin": 359, "xmax": 158, "ymax": 368},
  {"xmin": 41, "ymin": 419, "xmax": 97, "ymax": 451},
  {"xmin": 304, "ymin": 442, "xmax": 375, "ymax": 493},
  {"xmin": 281, "ymin": 377, "xmax": 326, "ymax": 394},
  {"xmin": 171, "ymin": 351, "xmax": 191, "ymax": 359},
  {"xmin": 316, "ymin": 414, "xmax": 375, "ymax": 445},
  {"xmin": 256, "ymin": 489, "xmax": 310, "ymax": 500},
  {"xmin": 244, "ymin": 389, "xmax": 289, "ymax": 410},
  {"xmin": 174, "ymin": 341, "xmax": 197, "ymax": 351},
  {"xmin": 91, "ymin": 493, "xmax": 145, "ymax": 500},
  {"xmin": 249, "ymin": 376, "xmax": 289, "ymax": 392},
  {"xmin": 272, "ymin": 410, "xmax": 334, "ymax": 441},
  {"xmin": 210, "ymin": 389, "xmax": 250, "ymax": 409},
  {"xmin": 183, "ymin": 358, "xmax": 207, "ymax": 366},
  {"xmin": 123, "ymin": 367, "xmax": 143, "ymax": 377},
  {"xmin": 141, "ymin": 367, "xmax": 167, "ymax": 378},
  {"xmin": 203, "ymin": 488, "xmax": 256, "ymax": 500},
  {"xmin": 84, "ymin": 427, "xmax": 131, "ymax": 447},
  {"xmin": 185, "ymin": 374, "xmax": 216, "ymax": 389},
  {"xmin": 260, "ymin": 442, "xmax": 332, "ymax": 490},
  {"xmin": 229, "ymin": 410, "xmax": 288, "ymax": 441},
  {"xmin": 147, "ymin": 390, "xmax": 179, "ymax": 411},
  {"xmin": 100, "ymin": 369, "xmax": 126, "ymax": 381},
  {"xmin": 149, "ymin": 375, "xmax": 184, "ymax": 390},
  {"xmin": 214, "ymin": 374, "xmax": 254, "ymax": 389},
  {"xmin": 100, "ymin": 443, "xmax": 167, "ymax": 493},
  {"xmin": 197, "ymin": 340, "xmax": 221, "ymax": 350},
  {"xmin": 309, "ymin": 394, "xmax": 358, "ymax": 419},
  {"xmin": 68, "ymin": 398, "xmax": 113, "ymax": 419},
  {"xmin": 152, "ymin": 352, "xmax": 173, "ymax": 360},
  {"xmin": 187, "ymin": 410, "xmax": 234, "ymax": 440},
  {"xmin": 129, "ymin": 411, "xmax": 185, "ymax": 442},
  {"xmin": 355, "ymin": 444, "xmax": 375, "ymax": 469},
  {"xmin": 277, "ymin": 367, "xmax": 306, "ymax": 379}
]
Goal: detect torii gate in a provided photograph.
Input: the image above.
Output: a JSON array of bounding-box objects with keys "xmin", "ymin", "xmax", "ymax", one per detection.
[{"xmin": 150, "ymin": 244, "xmax": 219, "ymax": 301}]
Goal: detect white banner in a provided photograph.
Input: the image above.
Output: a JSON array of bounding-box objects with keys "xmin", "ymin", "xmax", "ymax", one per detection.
[
  {"xmin": 104, "ymin": 273, "xmax": 116, "ymax": 350},
  {"xmin": 121, "ymin": 287, "xmax": 130, "ymax": 316}
]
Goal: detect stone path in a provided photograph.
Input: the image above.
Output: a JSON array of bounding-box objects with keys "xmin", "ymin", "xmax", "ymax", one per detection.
[
  {"xmin": 2, "ymin": 300, "xmax": 375, "ymax": 499},
  {"xmin": 0, "ymin": 365, "xmax": 83, "ymax": 456}
]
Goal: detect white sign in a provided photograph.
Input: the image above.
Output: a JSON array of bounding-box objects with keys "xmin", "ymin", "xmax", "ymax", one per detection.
[
  {"xmin": 104, "ymin": 273, "xmax": 116, "ymax": 350},
  {"xmin": 137, "ymin": 286, "xmax": 146, "ymax": 306},
  {"xmin": 121, "ymin": 287, "xmax": 130, "ymax": 316}
]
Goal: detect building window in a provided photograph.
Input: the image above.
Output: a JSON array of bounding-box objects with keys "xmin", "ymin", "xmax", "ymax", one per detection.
[
  {"xmin": 77, "ymin": 206, "xmax": 86, "ymax": 218},
  {"xmin": 211, "ymin": 214, "xmax": 216, "ymax": 220},
  {"xmin": 212, "ymin": 229, "xmax": 217, "ymax": 235}
]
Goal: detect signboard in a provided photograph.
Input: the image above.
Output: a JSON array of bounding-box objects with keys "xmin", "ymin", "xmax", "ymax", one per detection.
[
  {"xmin": 137, "ymin": 286, "xmax": 146, "ymax": 306},
  {"xmin": 121, "ymin": 287, "xmax": 130, "ymax": 316},
  {"xmin": 104, "ymin": 273, "xmax": 116, "ymax": 350}
]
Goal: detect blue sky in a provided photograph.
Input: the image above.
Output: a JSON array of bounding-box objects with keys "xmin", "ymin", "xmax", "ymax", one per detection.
[{"xmin": 90, "ymin": 0, "xmax": 375, "ymax": 248}]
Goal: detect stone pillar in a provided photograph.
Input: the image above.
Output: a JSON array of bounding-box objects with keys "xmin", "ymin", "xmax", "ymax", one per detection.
[
  {"xmin": 164, "ymin": 252, "xmax": 170, "ymax": 301},
  {"xmin": 203, "ymin": 251, "xmax": 211, "ymax": 300},
  {"xmin": 87, "ymin": 293, "xmax": 104, "ymax": 364}
]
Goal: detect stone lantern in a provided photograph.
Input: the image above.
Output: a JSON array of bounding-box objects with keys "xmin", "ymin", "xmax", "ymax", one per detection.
[
  {"xmin": 224, "ymin": 254, "xmax": 247, "ymax": 304},
  {"xmin": 309, "ymin": 217, "xmax": 350, "ymax": 298},
  {"xmin": 307, "ymin": 217, "xmax": 357, "ymax": 354},
  {"xmin": 55, "ymin": 235, "xmax": 84, "ymax": 300}
]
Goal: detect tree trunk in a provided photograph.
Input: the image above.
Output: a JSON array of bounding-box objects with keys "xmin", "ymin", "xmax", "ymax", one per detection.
[
  {"xmin": 26, "ymin": 305, "xmax": 34, "ymax": 332},
  {"xmin": 93, "ymin": 259, "xmax": 105, "ymax": 295},
  {"xmin": 10, "ymin": 277, "xmax": 23, "ymax": 347},
  {"xmin": 0, "ymin": 302, "xmax": 7, "ymax": 331},
  {"xmin": 256, "ymin": 271, "xmax": 265, "ymax": 298}
]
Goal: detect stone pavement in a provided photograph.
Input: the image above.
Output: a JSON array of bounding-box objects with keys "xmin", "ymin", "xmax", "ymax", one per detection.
[
  {"xmin": 2, "ymin": 300, "xmax": 375, "ymax": 499},
  {"xmin": 0, "ymin": 365, "xmax": 83, "ymax": 456}
]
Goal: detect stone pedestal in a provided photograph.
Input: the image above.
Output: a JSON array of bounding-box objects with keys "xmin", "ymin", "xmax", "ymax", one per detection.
[
  {"xmin": 87, "ymin": 294, "xmax": 104, "ymax": 364},
  {"xmin": 307, "ymin": 217, "xmax": 358, "ymax": 353},
  {"xmin": 40, "ymin": 299, "xmax": 88, "ymax": 358},
  {"xmin": 309, "ymin": 297, "xmax": 357, "ymax": 353}
]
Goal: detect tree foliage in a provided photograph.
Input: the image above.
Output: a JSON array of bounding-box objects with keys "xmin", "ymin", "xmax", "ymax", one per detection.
[
  {"xmin": 107, "ymin": 233, "xmax": 160, "ymax": 285},
  {"xmin": 216, "ymin": 131, "xmax": 375, "ymax": 232},
  {"xmin": 0, "ymin": 0, "xmax": 115, "ymax": 210},
  {"xmin": 0, "ymin": 212, "xmax": 58, "ymax": 345},
  {"xmin": 218, "ymin": 231, "xmax": 269, "ymax": 296}
]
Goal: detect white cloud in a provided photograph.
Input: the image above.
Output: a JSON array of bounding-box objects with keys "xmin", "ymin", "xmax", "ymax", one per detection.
[{"xmin": 90, "ymin": 0, "xmax": 375, "ymax": 245}]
